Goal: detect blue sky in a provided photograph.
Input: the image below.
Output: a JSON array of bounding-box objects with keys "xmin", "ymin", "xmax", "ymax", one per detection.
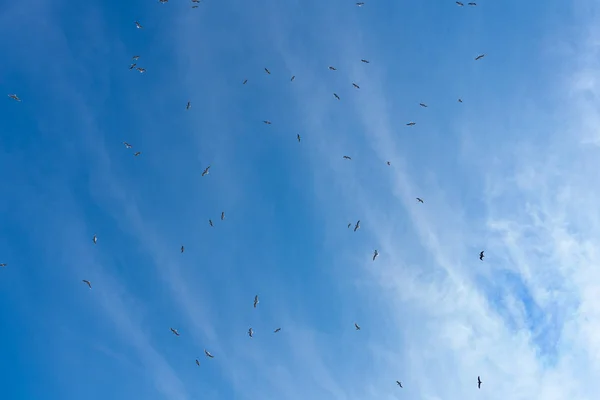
[{"xmin": 1, "ymin": 0, "xmax": 600, "ymax": 399}]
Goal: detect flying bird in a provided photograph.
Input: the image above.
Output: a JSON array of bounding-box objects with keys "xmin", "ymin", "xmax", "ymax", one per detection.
[
  {"xmin": 195, "ymin": 359, "xmax": 200, "ymax": 366},
  {"xmin": 123, "ymin": 142, "xmax": 132, "ymax": 148},
  {"xmin": 221, "ymin": 211, "xmax": 225, "ymax": 220},
  {"xmin": 8, "ymin": 94, "xmax": 21, "ymax": 102},
  {"xmin": 132, "ymin": 55, "xmax": 140, "ymax": 60},
  {"xmin": 458, "ymin": 98, "xmax": 463, "ymax": 103},
  {"xmin": 243, "ymin": 79, "xmax": 248, "ymax": 84},
  {"xmin": 202, "ymin": 165, "xmax": 211, "ymax": 176},
  {"xmin": 354, "ymin": 220, "xmax": 360, "ymax": 232},
  {"xmin": 170, "ymin": 328, "xmax": 180, "ymax": 336},
  {"xmin": 129, "ymin": 63, "xmax": 137, "ymax": 70},
  {"xmin": 82, "ymin": 280, "xmax": 92, "ymax": 288},
  {"xmin": 248, "ymin": 328, "xmax": 254, "ymax": 338},
  {"xmin": 416, "ymin": 197, "xmax": 424, "ymax": 203},
  {"xmin": 478, "ymin": 376, "xmax": 482, "ymax": 389},
  {"xmin": 274, "ymin": 328, "xmax": 281, "ymax": 333},
  {"xmin": 456, "ymin": 1, "xmax": 464, "ymax": 5},
  {"xmin": 355, "ymin": 323, "xmax": 361, "ymax": 330},
  {"xmin": 264, "ymin": 68, "xmax": 271, "ymax": 74},
  {"xmin": 396, "ymin": 381, "xmax": 403, "ymax": 388},
  {"xmin": 136, "ymin": 67, "xmax": 146, "ymax": 73},
  {"xmin": 134, "ymin": 151, "xmax": 141, "ymax": 156},
  {"xmin": 347, "ymin": 223, "xmax": 352, "ymax": 228},
  {"xmin": 343, "ymin": 155, "xmax": 352, "ymax": 160},
  {"xmin": 468, "ymin": 2, "xmax": 477, "ymax": 5},
  {"xmin": 297, "ymin": 134, "xmax": 301, "ymax": 142},
  {"xmin": 209, "ymin": 219, "xmax": 213, "ymax": 227},
  {"xmin": 253, "ymin": 295, "xmax": 259, "ymax": 308},
  {"xmin": 181, "ymin": 245, "xmax": 185, "ymax": 253},
  {"xmin": 352, "ymin": 83, "xmax": 360, "ymax": 89},
  {"xmin": 204, "ymin": 349, "xmax": 214, "ymax": 358},
  {"xmin": 356, "ymin": 2, "xmax": 364, "ymax": 6},
  {"xmin": 328, "ymin": 66, "xmax": 337, "ymax": 71},
  {"xmin": 387, "ymin": 161, "xmax": 391, "ymax": 165},
  {"xmin": 419, "ymin": 103, "xmax": 428, "ymax": 107},
  {"xmin": 93, "ymin": 234, "xmax": 97, "ymax": 244},
  {"xmin": 0, "ymin": 263, "xmax": 6, "ymax": 267},
  {"xmin": 361, "ymin": 59, "xmax": 370, "ymax": 63},
  {"xmin": 135, "ymin": 21, "xmax": 143, "ymax": 29},
  {"xmin": 373, "ymin": 249, "xmax": 379, "ymax": 261},
  {"xmin": 475, "ymin": 54, "xmax": 486, "ymax": 60},
  {"xmin": 333, "ymin": 93, "xmax": 340, "ymax": 100},
  {"xmin": 406, "ymin": 122, "xmax": 416, "ymax": 126},
  {"xmin": 186, "ymin": 101, "xmax": 191, "ymax": 110},
  {"xmin": 479, "ymin": 251, "xmax": 485, "ymax": 261},
  {"xmin": 291, "ymin": 75, "xmax": 295, "ymax": 81},
  {"xmin": 263, "ymin": 120, "xmax": 272, "ymax": 124}
]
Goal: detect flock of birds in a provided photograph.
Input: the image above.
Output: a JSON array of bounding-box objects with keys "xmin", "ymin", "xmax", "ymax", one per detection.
[{"xmin": 2, "ymin": 0, "xmax": 492, "ymax": 394}]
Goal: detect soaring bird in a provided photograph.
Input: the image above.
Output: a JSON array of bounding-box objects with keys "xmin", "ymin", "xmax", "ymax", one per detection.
[
  {"xmin": 170, "ymin": 328, "xmax": 180, "ymax": 336},
  {"xmin": 354, "ymin": 323, "xmax": 361, "ymax": 330},
  {"xmin": 129, "ymin": 63, "xmax": 137, "ymax": 70},
  {"xmin": 468, "ymin": 2, "xmax": 477, "ymax": 5},
  {"xmin": 264, "ymin": 68, "xmax": 271, "ymax": 74},
  {"xmin": 202, "ymin": 165, "xmax": 211, "ymax": 176},
  {"xmin": 387, "ymin": 161, "xmax": 391, "ymax": 165},
  {"xmin": 419, "ymin": 103, "xmax": 428, "ymax": 107},
  {"xmin": 396, "ymin": 381, "xmax": 403, "ymax": 388},
  {"xmin": 221, "ymin": 211, "xmax": 225, "ymax": 220},
  {"xmin": 181, "ymin": 245, "xmax": 185, "ymax": 253},
  {"xmin": 333, "ymin": 93, "xmax": 340, "ymax": 100},
  {"xmin": 123, "ymin": 142, "xmax": 132, "ymax": 148},
  {"xmin": 343, "ymin": 155, "xmax": 352, "ymax": 160},
  {"xmin": 93, "ymin": 234, "xmax": 97, "ymax": 244},
  {"xmin": 406, "ymin": 122, "xmax": 416, "ymax": 126},
  {"xmin": 136, "ymin": 67, "xmax": 146, "ymax": 73},
  {"xmin": 291, "ymin": 75, "xmax": 295, "ymax": 81},
  {"xmin": 0, "ymin": 263, "xmax": 6, "ymax": 267},
  {"xmin": 416, "ymin": 197, "xmax": 424, "ymax": 203},
  {"xmin": 354, "ymin": 220, "xmax": 360, "ymax": 232},
  {"xmin": 458, "ymin": 98, "xmax": 463, "ymax": 103},
  {"xmin": 356, "ymin": 2, "xmax": 364, "ymax": 6},
  {"xmin": 479, "ymin": 251, "xmax": 485, "ymax": 261},
  {"xmin": 186, "ymin": 101, "xmax": 191, "ymax": 110},
  {"xmin": 135, "ymin": 21, "xmax": 143, "ymax": 28},
  {"xmin": 204, "ymin": 349, "xmax": 214, "ymax": 358},
  {"xmin": 134, "ymin": 151, "xmax": 141, "ymax": 156},
  {"xmin": 253, "ymin": 295, "xmax": 259, "ymax": 308},
  {"xmin": 209, "ymin": 219, "xmax": 213, "ymax": 227},
  {"xmin": 195, "ymin": 359, "xmax": 200, "ymax": 366},
  {"xmin": 478, "ymin": 376, "xmax": 482, "ymax": 389},
  {"xmin": 263, "ymin": 120, "xmax": 272, "ymax": 125},
  {"xmin": 352, "ymin": 83, "xmax": 360, "ymax": 89},
  {"xmin": 456, "ymin": 1, "xmax": 464, "ymax": 5},
  {"xmin": 132, "ymin": 55, "xmax": 140, "ymax": 60},
  {"xmin": 361, "ymin": 59, "xmax": 370, "ymax": 63},
  {"xmin": 82, "ymin": 280, "xmax": 92, "ymax": 288},
  {"xmin": 373, "ymin": 250, "xmax": 379, "ymax": 261},
  {"xmin": 328, "ymin": 66, "xmax": 337, "ymax": 71},
  {"xmin": 243, "ymin": 79, "xmax": 248, "ymax": 84},
  {"xmin": 274, "ymin": 328, "xmax": 281, "ymax": 333},
  {"xmin": 8, "ymin": 94, "xmax": 21, "ymax": 102},
  {"xmin": 475, "ymin": 54, "xmax": 486, "ymax": 60},
  {"xmin": 297, "ymin": 134, "xmax": 301, "ymax": 142},
  {"xmin": 347, "ymin": 223, "xmax": 352, "ymax": 228},
  {"xmin": 248, "ymin": 328, "xmax": 254, "ymax": 338}
]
